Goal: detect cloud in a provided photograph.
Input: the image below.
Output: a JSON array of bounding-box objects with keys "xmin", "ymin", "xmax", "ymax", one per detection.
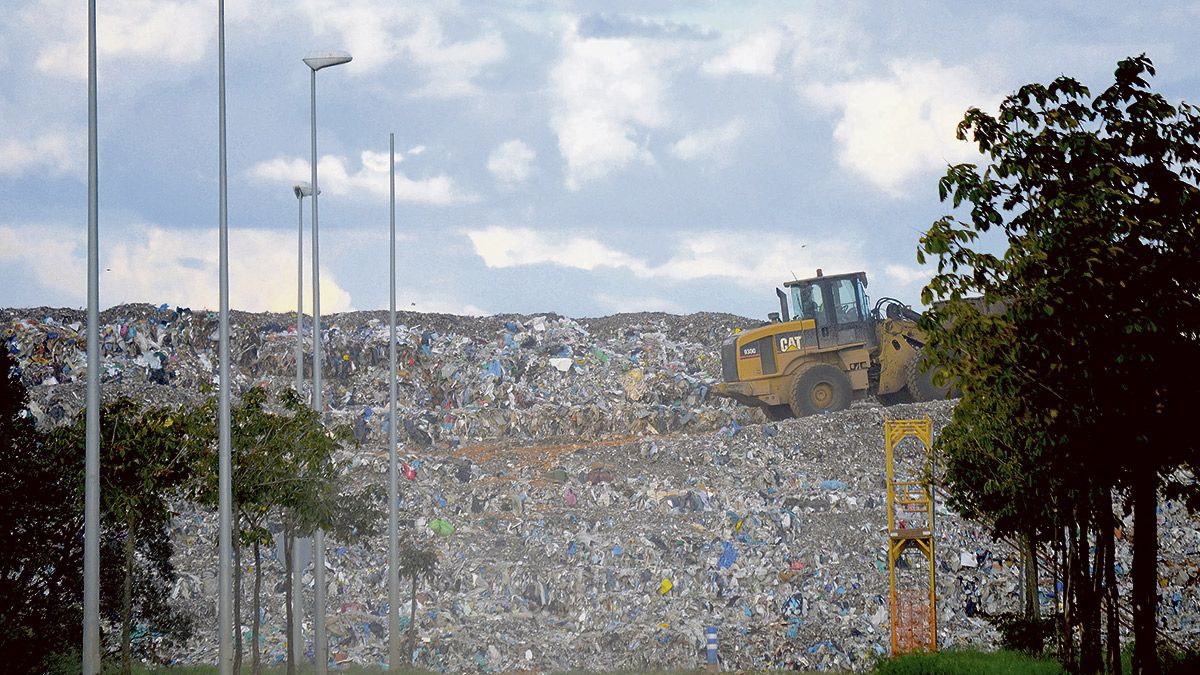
[
  {"xmin": 465, "ymin": 226, "xmax": 649, "ymax": 274},
  {"xmin": 464, "ymin": 226, "xmax": 864, "ymax": 290},
  {"xmin": 882, "ymin": 264, "xmax": 933, "ymax": 286},
  {"xmin": 248, "ymin": 151, "xmax": 476, "ymax": 205},
  {"xmin": 577, "ymin": 14, "xmax": 717, "ymax": 41},
  {"xmin": 300, "ymin": 1, "xmax": 505, "ymax": 97},
  {"xmin": 0, "ymin": 223, "xmax": 353, "ymax": 312},
  {"xmin": 0, "ymin": 133, "xmax": 78, "ymax": 176},
  {"xmin": 702, "ymin": 28, "xmax": 785, "ymax": 77},
  {"xmin": 549, "ymin": 22, "xmax": 674, "ymax": 190},
  {"xmin": 487, "ymin": 140, "xmax": 536, "ymax": 187},
  {"xmin": 29, "ymin": 0, "xmax": 213, "ymax": 79},
  {"xmin": 804, "ymin": 59, "xmax": 997, "ymax": 197},
  {"xmin": 396, "ymin": 291, "xmax": 487, "ymax": 317},
  {"xmin": 593, "ymin": 292, "xmax": 683, "ymax": 314},
  {"xmin": 670, "ymin": 119, "xmax": 744, "ymax": 161}
]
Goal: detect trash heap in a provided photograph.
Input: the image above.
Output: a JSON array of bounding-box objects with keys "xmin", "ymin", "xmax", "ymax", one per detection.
[
  {"xmin": 165, "ymin": 400, "xmax": 1198, "ymax": 672},
  {"xmin": 5, "ymin": 305, "xmax": 1198, "ymax": 671},
  {"xmin": 2, "ymin": 305, "xmax": 761, "ymax": 441}
]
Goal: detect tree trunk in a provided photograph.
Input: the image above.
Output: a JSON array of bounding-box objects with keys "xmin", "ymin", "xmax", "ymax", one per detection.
[
  {"xmin": 1062, "ymin": 524, "xmax": 1076, "ymax": 672},
  {"xmin": 234, "ymin": 535, "xmax": 243, "ymax": 674},
  {"xmin": 284, "ymin": 524, "xmax": 295, "ymax": 675},
  {"xmin": 1077, "ymin": 502, "xmax": 1102, "ymax": 675},
  {"xmin": 252, "ymin": 538, "xmax": 263, "ymax": 675},
  {"xmin": 121, "ymin": 513, "xmax": 135, "ymax": 675},
  {"xmin": 1023, "ymin": 531, "xmax": 1040, "ymax": 621},
  {"xmin": 1102, "ymin": 496, "xmax": 1121, "ymax": 675},
  {"xmin": 407, "ymin": 575, "xmax": 418, "ymax": 665},
  {"xmin": 1132, "ymin": 463, "xmax": 1159, "ymax": 675}
]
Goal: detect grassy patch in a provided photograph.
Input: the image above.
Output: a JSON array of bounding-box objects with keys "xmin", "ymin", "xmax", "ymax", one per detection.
[{"xmin": 873, "ymin": 649, "xmax": 1066, "ymax": 675}]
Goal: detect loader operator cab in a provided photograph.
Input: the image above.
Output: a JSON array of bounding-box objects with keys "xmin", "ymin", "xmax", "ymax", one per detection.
[{"xmin": 783, "ymin": 270, "xmax": 876, "ymax": 350}]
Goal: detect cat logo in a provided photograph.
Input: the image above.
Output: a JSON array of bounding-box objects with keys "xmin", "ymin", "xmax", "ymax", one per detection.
[{"xmin": 778, "ymin": 335, "xmax": 805, "ymax": 353}]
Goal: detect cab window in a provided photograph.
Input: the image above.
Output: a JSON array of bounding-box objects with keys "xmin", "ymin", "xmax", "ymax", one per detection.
[
  {"xmin": 791, "ymin": 284, "xmax": 827, "ymax": 324},
  {"xmin": 832, "ymin": 279, "xmax": 863, "ymax": 323}
]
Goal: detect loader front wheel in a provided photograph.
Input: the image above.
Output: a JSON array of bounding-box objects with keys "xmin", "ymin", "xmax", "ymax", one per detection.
[
  {"xmin": 790, "ymin": 364, "xmax": 852, "ymax": 417},
  {"xmin": 907, "ymin": 349, "xmax": 957, "ymax": 402}
]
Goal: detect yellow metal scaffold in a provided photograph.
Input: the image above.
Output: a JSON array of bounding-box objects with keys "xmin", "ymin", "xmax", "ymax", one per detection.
[{"xmin": 885, "ymin": 417, "xmax": 937, "ymax": 655}]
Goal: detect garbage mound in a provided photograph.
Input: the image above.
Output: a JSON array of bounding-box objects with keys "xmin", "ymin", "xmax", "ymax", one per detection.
[
  {"xmin": 3, "ymin": 304, "xmax": 764, "ymax": 442},
  {"xmin": 5, "ymin": 306, "xmax": 1198, "ymax": 671}
]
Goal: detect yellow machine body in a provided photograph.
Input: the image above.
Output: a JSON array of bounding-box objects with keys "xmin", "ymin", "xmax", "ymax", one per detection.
[{"xmin": 712, "ymin": 271, "xmax": 947, "ymax": 418}]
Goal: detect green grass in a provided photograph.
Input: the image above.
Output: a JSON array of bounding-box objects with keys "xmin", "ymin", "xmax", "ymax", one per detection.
[{"xmin": 873, "ymin": 649, "xmax": 1066, "ymax": 675}]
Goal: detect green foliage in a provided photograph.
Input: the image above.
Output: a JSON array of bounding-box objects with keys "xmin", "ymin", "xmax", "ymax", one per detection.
[
  {"xmin": 984, "ymin": 612, "xmax": 1058, "ymax": 656},
  {"xmin": 875, "ymin": 649, "xmax": 1066, "ymax": 675},
  {"xmin": 919, "ymin": 55, "xmax": 1200, "ymax": 673},
  {"xmin": 0, "ymin": 350, "xmax": 83, "ymax": 673},
  {"xmin": 1, "ymin": 348, "xmax": 203, "ymax": 671}
]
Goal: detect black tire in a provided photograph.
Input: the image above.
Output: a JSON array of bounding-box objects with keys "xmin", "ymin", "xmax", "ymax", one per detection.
[
  {"xmin": 907, "ymin": 349, "xmax": 954, "ymax": 402},
  {"xmin": 789, "ymin": 363, "xmax": 853, "ymax": 417},
  {"xmin": 763, "ymin": 404, "xmax": 793, "ymax": 421}
]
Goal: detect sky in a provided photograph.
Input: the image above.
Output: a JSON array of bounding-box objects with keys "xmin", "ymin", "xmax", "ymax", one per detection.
[{"xmin": 2, "ymin": 1, "xmax": 1197, "ymax": 320}]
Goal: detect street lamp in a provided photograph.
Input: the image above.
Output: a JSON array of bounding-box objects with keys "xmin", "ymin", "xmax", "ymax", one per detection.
[
  {"xmin": 303, "ymin": 50, "xmax": 350, "ymax": 675},
  {"xmin": 290, "ymin": 181, "xmax": 317, "ymax": 667}
]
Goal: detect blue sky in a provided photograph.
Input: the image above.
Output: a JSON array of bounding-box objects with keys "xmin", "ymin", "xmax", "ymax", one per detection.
[{"xmin": 2, "ymin": 1, "xmax": 1197, "ymax": 319}]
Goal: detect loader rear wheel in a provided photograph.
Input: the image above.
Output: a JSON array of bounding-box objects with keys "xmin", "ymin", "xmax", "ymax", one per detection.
[
  {"xmin": 763, "ymin": 404, "xmax": 793, "ymax": 421},
  {"xmin": 789, "ymin": 364, "xmax": 852, "ymax": 417},
  {"xmin": 907, "ymin": 349, "xmax": 956, "ymax": 402}
]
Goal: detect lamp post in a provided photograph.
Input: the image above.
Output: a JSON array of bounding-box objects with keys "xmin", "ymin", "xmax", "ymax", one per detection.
[
  {"xmin": 303, "ymin": 50, "xmax": 350, "ymax": 675},
  {"xmin": 290, "ymin": 181, "xmax": 317, "ymax": 667},
  {"xmin": 83, "ymin": 1, "xmax": 100, "ymax": 672},
  {"xmin": 387, "ymin": 133, "xmax": 400, "ymax": 669},
  {"xmin": 217, "ymin": 2, "xmax": 233, "ymax": 674}
]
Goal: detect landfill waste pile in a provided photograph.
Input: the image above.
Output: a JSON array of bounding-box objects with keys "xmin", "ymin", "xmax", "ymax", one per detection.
[
  {"xmin": 3, "ymin": 304, "xmax": 761, "ymax": 441},
  {"xmin": 5, "ymin": 305, "xmax": 1198, "ymax": 671}
]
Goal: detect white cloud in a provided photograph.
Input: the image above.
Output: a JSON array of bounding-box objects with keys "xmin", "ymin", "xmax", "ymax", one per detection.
[
  {"xmin": 549, "ymin": 23, "xmax": 674, "ymax": 189},
  {"xmin": 29, "ymin": 0, "xmax": 214, "ymax": 79},
  {"xmin": 0, "ymin": 223, "xmax": 353, "ymax": 312},
  {"xmin": 300, "ymin": 1, "xmax": 505, "ymax": 97},
  {"xmin": 0, "ymin": 133, "xmax": 78, "ymax": 176},
  {"xmin": 465, "ymin": 226, "xmax": 649, "ymax": 274},
  {"xmin": 248, "ymin": 151, "xmax": 476, "ymax": 205},
  {"xmin": 397, "ymin": 291, "xmax": 487, "ymax": 317},
  {"xmin": 804, "ymin": 59, "xmax": 997, "ymax": 197},
  {"xmin": 883, "ymin": 264, "xmax": 933, "ymax": 286},
  {"xmin": 702, "ymin": 28, "xmax": 784, "ymax": 77},
  {"xmin": 464, "ymin": 226, "xmax": 864, "ymax": 290},
  {"xmin": 487, "ymin": 140, "xmax": 536, "ymax": 187},
  {"xmin": 593, "ymin": 293, "xmax": 682, "ymax": 314},
  {"xmin": 670, "ymin": 119, "xmax": 744, "ymax": 161}
]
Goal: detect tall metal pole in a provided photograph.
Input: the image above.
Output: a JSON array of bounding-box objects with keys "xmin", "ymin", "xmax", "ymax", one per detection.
[
  {"xmin": 296, "ymin": 192, "xmax": 305, "ymax": 387},
  {"xmin": 387, "ymin": 132, "xmax": 401, "ymax": 668},
  {"xmin": 292, "ymin": 187, "xmax": 306, "ymax": 666},
  {"xmin": 302, "ymin": 52, "xmax": 349, "ymax": 675},
  {"xmin": 308, "ymin": 67, "xmax": 329, "ymax": 675},
  {"xmin": 216, "ymin": 1, "xmax": 234, "ymax": 673},
  {"xmin": 83, "ymin": 1, "xmax": 101, "ymax": 672}
]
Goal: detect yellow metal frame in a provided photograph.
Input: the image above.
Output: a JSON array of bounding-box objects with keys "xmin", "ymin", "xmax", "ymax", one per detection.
[{"xmin": 885, "ymin": 417, "xmax": 937, "ymax": 654}]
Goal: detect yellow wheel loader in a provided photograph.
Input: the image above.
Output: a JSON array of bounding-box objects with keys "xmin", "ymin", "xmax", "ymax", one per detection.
[{"xmin": 711, "ymin": 270, "xmax": 953, "ymax": 419}]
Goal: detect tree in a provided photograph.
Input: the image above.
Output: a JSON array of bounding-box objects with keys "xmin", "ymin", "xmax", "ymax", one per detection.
[
  {"xmin": 920, "ymin": 55, "xmax": 1200, "ymax": 674},
  {"xmin": 196, "ymin": 386, "xmax": 379, "ymax": 675},
  {"xmin": 190, "ymin": 385, "xmax": 379, "ymax": 675},
  {"xmin": 47, "ymin": 397, "xmax": 208, "ymax": 675},
  {"xmin": 398, "ymin": 535, "xmax": 439, "ymax": 666},
  {"xmin": 0, "ymin": 350, "xmax": 83, "ymax": 673}
]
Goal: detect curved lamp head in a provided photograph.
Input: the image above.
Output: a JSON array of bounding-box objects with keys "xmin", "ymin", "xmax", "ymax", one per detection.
[
  {"xmin": 303, "ymin": 52, "xmax": 352, "ymax": 71},
  {"xmin": 293, "ymin": 182, "xmax": 319, "ymax": 199}
]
